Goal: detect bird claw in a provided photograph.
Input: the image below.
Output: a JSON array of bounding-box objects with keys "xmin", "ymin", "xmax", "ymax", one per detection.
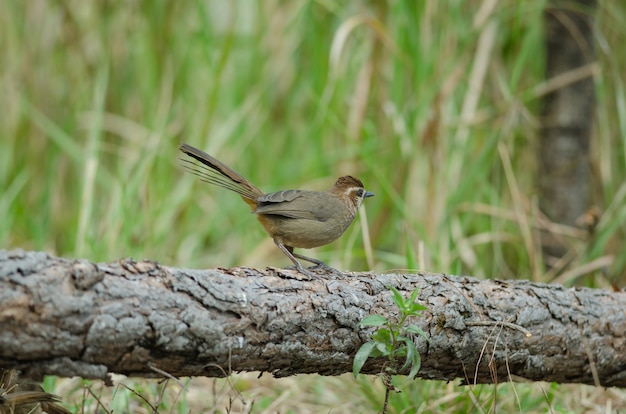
[
  {"xmin": 279, "ymin": 265, "xmax": 314, "ymax": 280},
  {"xmin": 306, "ymin": 264, "xmax": 347, "ymax": 279},
  {"xmin": 296, "ymin": 265, "xmax": 317, "ymax": 280},
  {"xmin": 283, "ymin": 263, "xmax": 345, "ymax": 280},
  {"xmin": 308, "ymin": 262, "xmax": 331, "ymax": 270}
]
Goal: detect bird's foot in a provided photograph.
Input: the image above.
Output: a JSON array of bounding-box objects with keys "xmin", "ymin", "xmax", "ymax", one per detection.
[
  {"xmin": 283, "ymin": 261, "xmax": 346, "ymax": 280},
  {"xmin": 295, "ymin": 263, "xmax": 318, "ymax": 280},
  {"xmin": 306, "ymin": 264, "xmax": 348, "ymax": 279},
  {"xmin": 279, "ymin": 264, "xmax": 315, "ymax": 280},
  {"xmin": 308, "ymin": 262, "xmax": 331, "ymax": 270}
]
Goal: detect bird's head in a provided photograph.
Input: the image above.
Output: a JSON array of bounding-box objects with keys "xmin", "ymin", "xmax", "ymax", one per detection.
[{"xmin": 332, "ymin": 175, "xmax": 374, "ymax": 210}]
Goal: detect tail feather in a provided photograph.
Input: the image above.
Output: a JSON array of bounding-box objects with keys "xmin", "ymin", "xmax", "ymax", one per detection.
[{"xmin": 179, "ymin": 143, "xmax": 263, "ymax": 204}]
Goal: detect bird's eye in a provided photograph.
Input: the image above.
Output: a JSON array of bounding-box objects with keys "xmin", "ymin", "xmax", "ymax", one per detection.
[{"xmin": 356, "ymin": 189, "xmax": 364, "ymax": 197}]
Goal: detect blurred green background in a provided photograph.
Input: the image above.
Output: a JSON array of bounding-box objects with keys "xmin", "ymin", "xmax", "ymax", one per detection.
[{"xmin": 2, "ymin": 0, "xmax": 625, "ymax": 412}]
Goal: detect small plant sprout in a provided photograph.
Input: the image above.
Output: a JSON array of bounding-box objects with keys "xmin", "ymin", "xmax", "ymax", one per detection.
[
  {"xmin": 353, "ymin": 286, "xmax": 429, "ymax": 379},
  {"xmin": 353, "ymin": 286, "xmax": 429, "ymax": 411}
]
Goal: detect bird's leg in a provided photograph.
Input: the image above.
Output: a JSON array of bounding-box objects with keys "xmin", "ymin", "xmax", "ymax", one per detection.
[
  {"xmin": 292, "ymin": 251, "xmax": 346, "ymax": 278},
  {"xmin": 279, "ymin": 242, "xmax": 346, "ymax": 277},
  {"xmin": 291, "ymin": 251, "xmax": 330, "ymax": 269},
  {"xmin": 274, "ymin": 240, "xmax": 315, "ymax": 278}
]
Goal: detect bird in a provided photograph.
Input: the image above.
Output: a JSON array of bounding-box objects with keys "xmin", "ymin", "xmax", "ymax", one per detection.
[
  {"xmin": 178, "ymin": 143, "xmax": 374, "ymax": 276},
  {"xmin": 0, "ymin": 369, "xmax": 70, "ymax": 414}
]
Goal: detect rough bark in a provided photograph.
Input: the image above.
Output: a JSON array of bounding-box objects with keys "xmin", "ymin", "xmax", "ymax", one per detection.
[
  {"xmin": 0, "ymin": 249, "xmax": 625, "ymax": 388},
  {"xmin": 540, "ymin": 0, "xmax": 596, "ymax": 258}
]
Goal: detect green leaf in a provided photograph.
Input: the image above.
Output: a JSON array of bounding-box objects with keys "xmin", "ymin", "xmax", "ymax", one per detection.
[
  {"xmin": 408, "ymin": 302, "xmax": 428, "ymax": 313},
  {"xmin": 371, "ymin": 328, "xmax": 392, "ymax": 343},
  {"xmin": 375, "ymin": 341, "xmax": 391, "ymax": 356},
  {"xmin": 394, "ymin": 345, "xmax": 408, "ymax": 358},
  {"xmin": 406, "ymin": 324, "xmax": 429, "ymax": 339},
  {"xmin": 388, "ymin": 285, "xmax": 405, "ymax": 309},
  {"xmin": 407, "ymin": 342, "xmax": 422, "ymax": 380},
  {"xmin": 353, "ymin": 341, "xmax": 376, "ymax": 378},
  {"xmin": 368, "ymin": 343, "xmax": 385, "ymax": 358},
  {"xmin": 360, "ymin": 314, "xmax": 388, "ymax": 327},
  {"xmin": 407, "ymin": 354, "xmax": 422, "ymax": 380},
  {"xmin": 401, "ymin": 337, "xmax": 415, "ymax": 372},
  {"xmin": 408, "ymin": 287, "xmax": 420, "ymax": 304}
]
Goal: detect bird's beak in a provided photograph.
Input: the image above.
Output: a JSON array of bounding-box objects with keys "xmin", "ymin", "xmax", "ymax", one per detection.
[{"xmin": 364, "ymin": 191, "xmax": 375, "ymax": 198}]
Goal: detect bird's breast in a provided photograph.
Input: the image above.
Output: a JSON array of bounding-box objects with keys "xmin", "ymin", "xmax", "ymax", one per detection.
[{"xmin": 255, "ymin": 207, "xmax": 356, "ymax": 249}]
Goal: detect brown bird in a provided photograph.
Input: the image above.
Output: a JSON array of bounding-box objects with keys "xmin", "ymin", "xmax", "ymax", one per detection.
[
  {"xmin": 179, "ymin": 143, "xmax": 373, "ymax": 276},
  {"xmin": 0, "ymin": 369, "xmax": 70, "ymax": 414}
]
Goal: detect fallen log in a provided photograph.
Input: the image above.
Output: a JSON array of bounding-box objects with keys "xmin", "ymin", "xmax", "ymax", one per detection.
[{"xmin": 0, "ymin": 249, "xmax": 624, "ymax": 387}]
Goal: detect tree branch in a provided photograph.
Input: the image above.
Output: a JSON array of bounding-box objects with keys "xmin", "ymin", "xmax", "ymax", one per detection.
[{"xmin": 1, "ymin": 249, "xmax": 624, "ymax": 387}]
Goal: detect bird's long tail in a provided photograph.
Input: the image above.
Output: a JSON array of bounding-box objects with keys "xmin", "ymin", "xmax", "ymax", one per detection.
[{"xmin": 179, "ymin": 143, "xmax": 263, "ymax": 207}]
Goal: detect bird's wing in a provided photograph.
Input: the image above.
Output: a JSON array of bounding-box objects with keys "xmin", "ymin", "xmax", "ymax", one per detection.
[
  {"xmin": 254, "ymin": 191, "xmax": 335, "ymax": 221},
  {"xmin": 257, "ymin": 190, "xmax": 303, "ymax": 203}
]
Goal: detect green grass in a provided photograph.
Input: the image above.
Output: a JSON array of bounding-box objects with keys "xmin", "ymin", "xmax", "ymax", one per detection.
[{"xmin": 2, "ymin": 0, "xmax": 626, "ymax": 412}]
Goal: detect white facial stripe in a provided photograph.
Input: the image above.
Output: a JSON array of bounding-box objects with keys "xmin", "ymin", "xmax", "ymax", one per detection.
[{"xmin": 344, "ymin": 187, "xmax": 364, "ymax": 197}]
